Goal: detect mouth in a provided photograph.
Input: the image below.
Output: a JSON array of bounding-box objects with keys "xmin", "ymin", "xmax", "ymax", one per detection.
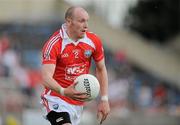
[{"xmin": 81, "ymin": 29, "xmax": 87, "ymax": 33}]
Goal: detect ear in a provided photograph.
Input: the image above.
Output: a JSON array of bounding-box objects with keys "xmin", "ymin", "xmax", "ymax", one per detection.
[{"xmin": 66, "ymin": 17, "xmax": 72, "ymax": 24}]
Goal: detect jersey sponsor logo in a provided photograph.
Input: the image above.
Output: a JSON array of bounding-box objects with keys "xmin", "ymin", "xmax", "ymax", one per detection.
[
  {"xmin": 65, "ymin": 64, "xmax": 86, "ymax": 81},
  {"xmin": 84, "ymin": 50, "xmax": 92, "ymax": 58}
]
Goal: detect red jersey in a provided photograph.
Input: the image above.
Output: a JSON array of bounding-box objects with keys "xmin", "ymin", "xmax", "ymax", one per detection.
[{"xmin": 41, "ymin": 24, "xmax": 104, "ymax": 105}]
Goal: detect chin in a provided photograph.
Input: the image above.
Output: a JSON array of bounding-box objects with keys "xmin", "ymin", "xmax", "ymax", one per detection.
[{"xmin": 79, "ymin": 34, "xmax": 85, "ymax": 39}]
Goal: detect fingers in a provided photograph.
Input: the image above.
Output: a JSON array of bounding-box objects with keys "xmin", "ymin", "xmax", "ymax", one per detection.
[
  {"xmin": 71, "ymin": 93, "xmax": 89, "ymax": 101},
  {"xmin": 97, "ymin": 111, "xmax": 109, "ymax": 124},
  {"xmin": 72, "ymin": 81, "xmax": 78, "ymax": 86},
  {"xmin": 64, "ymin": 83, "xmax": 90, "ymax": 101},
  {"xmin": 97, "ymin": 112, "xmax": 106, "ymax": 124},
  {"xmin": 74, "ymin": 91, "xmax": 87, "ymax": 95},
  {"xmin": 97, "ymin": 112, "xmax": 103, "ymax": 124},
  {"xmin": 69, "ymin": 82, "xmax": 87, "ymax": 95},
  {"xmin": 101, "ymin": 113, "xmax": 108, "ymax": 123}
]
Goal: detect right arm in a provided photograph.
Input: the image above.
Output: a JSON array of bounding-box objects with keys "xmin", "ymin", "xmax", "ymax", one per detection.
[
  {"xmin": 41, "ymin": 64, "xmax": 88, "ymax": 101},
  {"xmin": 41, "ymin": 64, "xmax": 62, "ymax": 93}
]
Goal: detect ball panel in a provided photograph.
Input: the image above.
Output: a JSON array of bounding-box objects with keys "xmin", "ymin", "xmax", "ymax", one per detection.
[{"xmin": 74, "ymin": 74, "xmax": 100, "ymax": 101}]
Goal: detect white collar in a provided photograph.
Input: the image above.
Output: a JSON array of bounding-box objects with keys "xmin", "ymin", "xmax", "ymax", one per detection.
[
  {"xmin": 61, "ymin": 23, "xmax": 69, "ymax": 39},
  {"xmin": 60, "ymin": 23, "xmax": 87, "ymax": 45}
]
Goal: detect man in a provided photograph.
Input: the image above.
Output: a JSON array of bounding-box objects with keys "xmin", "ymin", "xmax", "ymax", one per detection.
[{"xmin": 41, "ymin": 6, "xmax": 110, "ymax": 125}]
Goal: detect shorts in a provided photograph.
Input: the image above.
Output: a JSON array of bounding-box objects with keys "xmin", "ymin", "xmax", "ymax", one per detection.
[{"xmin": 41, "ymin": 95, "xmax": 83, "ymax": 125}]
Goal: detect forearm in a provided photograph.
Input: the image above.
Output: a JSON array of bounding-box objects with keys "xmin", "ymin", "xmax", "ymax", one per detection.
[
  {"xmin": 96, "ymin": 66, "xmax": 108, "ymax": 97},
  {"xmin": 42, "ymin": 74, "xmax": 62, "ymax": 93},
  {"xmin": 41, "ymin": 64, "xmax": 64, "ymax": 94}
]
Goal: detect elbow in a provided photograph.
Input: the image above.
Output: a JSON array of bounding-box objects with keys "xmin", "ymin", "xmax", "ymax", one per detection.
[
  {"xmin": 96, "ymin": 65, "xmax": 106, "ymax": 73},
  {"xmin": 41, "ymin": 71, "xmax": 51, "ymax": 86},
  {"xmin": 41, "ymin": 74, "xmax": 47, "ymax": 86}
]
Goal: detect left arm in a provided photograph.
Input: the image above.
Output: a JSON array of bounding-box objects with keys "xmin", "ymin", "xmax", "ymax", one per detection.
[
  {"xmin": 96, "ymin": 59, "xmax": 108, "ymax": 97},
  {"xmin": 95, "ymin": 59, "xmax": 110, "ymax": 124}
]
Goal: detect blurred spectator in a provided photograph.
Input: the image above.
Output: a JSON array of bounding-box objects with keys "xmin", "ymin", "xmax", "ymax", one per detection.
[
  {"xmin": 137, "ymin": 81, "xmax": 152, "ymax": 110},
  {"xmin": 13, "ymin": 65, "xmax": 31, "ymax": 96},
  {"xmin": 115, "ymin": 50, "xmax": 127, "ymax": 63},
  {"xmin": 0, "ymin": 33, "xmax": 20, "ymax": 77},
  {"xmin": 0, "ymin": 33, "xmax": 10, "ymax": 56},
  {"xmin": 2, "ymin": 49, "xmax": 20, "ymax": 73},
  {"xmin": 12, "ymin": 65, "xmax": 42, "ymax": 96},
  {"xmin": 153, "ymin": 83, "xmax": 168, "ymax": 112},
  {"xmin": 109, "ymin": 77, "xmax": 130, "ymax": 117},
  {"xmin": 0, "ymin": 62, "xmax": 9, "ymax": 77}
]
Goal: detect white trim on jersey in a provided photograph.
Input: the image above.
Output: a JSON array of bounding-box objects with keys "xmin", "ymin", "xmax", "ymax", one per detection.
[
  {"xmin": 44, "ymin": 34, "xmax": 60, "ymax": 60},
  {"xmin": 59, "ymin": 29, "xmax": 63, "ymax": 39},
  {"xmin": 61, "ymin": 24, "xmax": 69, "ymax": 39},
  {"xmin": 61, "ymin": 39, "xmax": 72, "ymax": 53},
  {"xmin": 47, "ymin": 90, "xmax": 51, "ymax": 95},
  {"xmin": 79, "ymin": 37, "xmax": 96, "ymax": 50},
  {"xmin": 60, "ymin": 23, "xmax": 96, "ymax": 53}
]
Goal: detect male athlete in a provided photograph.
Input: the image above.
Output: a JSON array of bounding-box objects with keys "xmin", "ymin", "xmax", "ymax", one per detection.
[{"xmin": 41, "ymin": 6, "xmax": 110, "ymax": 125}]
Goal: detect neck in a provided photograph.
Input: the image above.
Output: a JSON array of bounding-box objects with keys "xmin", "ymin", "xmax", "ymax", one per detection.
[{"xmin": 66, "ymin": 29, "xmax": 78, "ymax": 42}]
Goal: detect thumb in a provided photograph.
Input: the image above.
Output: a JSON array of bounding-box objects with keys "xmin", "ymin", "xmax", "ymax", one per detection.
[
  {"xmin": 68, "ymin": 81, "xmax": 78, "ymax": 89},
  {"xmin": 72, "ymin": 81, "xmax": 78, "ymax": 87}
]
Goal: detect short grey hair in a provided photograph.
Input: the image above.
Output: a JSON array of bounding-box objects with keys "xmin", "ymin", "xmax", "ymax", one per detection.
[{"xmin": 65, "ymin": 6, "xmax": 76, "ymax": 20}]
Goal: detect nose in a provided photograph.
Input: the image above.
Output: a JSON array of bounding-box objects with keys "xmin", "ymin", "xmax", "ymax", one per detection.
[{"xmin": 84, "ymin": 21, "xmax": 88, "ymax": 28}]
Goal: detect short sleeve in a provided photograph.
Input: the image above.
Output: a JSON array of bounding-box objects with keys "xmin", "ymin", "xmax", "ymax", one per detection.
[
  {"xmin": 42, "ymin": 33, "xmax": 61, "ymax": 64},
  {"xmin": 93, "ymin": 35, "xmax": 104, "ymax": 62}
]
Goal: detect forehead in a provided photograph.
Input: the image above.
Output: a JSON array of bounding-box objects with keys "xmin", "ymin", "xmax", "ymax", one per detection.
[{"xmin": 72, "ymin": 8, "xmax": 89, "ymax": 20}]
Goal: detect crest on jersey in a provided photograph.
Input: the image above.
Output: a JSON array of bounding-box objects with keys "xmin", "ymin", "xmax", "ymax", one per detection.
[
  {"xmin": 52, "ymin": 103, "xmax": 59, "ymax": 110},
  {"xmin": 84, "ymin": 50, "xmax": 92, "ymax": 58}
]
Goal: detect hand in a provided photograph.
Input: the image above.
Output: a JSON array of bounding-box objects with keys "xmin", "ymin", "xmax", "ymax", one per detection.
[
  {"xmin": 97, "ymin": 100, "xmax": 110, "ymax": 124},
  {"xmin": 63, "ymin": 82, "xmax": 89, "ymax": 102}
]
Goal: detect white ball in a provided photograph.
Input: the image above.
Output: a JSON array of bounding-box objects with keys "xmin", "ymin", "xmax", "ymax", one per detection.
[{"xmin": 74, "ymin": 74, "xmax": 100, "ymax": 101}]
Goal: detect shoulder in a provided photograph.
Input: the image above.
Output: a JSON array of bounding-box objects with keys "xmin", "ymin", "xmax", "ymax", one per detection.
[
  {"xmin": 86, "ymin": 31, "xmax": 102, "ymax": 46},
  {"xmin": 86, "ymin": 31, "xmax": 101, "ymax": 39},
  {"xmin": 48, "ymin": 30, "xmax": 62, "ymax": 42},
  {"xmin": 86, "ymin": 31, "xmax": 101, "ymax": 41},
  {"xmin": 46, "ymin": 30, "xmax": 63, "ymax": 45},
  {"xmin": 43, "ymin": 30, "xmax": 62, "ymax": 50}
]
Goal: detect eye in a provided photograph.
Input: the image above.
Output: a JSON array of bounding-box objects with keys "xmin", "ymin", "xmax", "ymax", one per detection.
[
  {"xmin": 79, "ymin": 19, "xmax": 85, "ymax": 23},
  {"xmin": 79, "ymin": 18, "xmax": 88, "ymax": 23}
]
